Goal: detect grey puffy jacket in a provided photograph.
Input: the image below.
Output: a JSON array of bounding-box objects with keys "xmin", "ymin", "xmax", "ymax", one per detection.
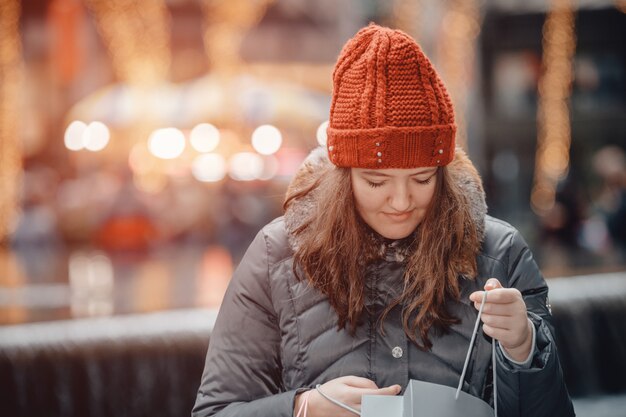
[{"xmin": 192, "ymin": 149, "xmax": 575, "ymax": 417}]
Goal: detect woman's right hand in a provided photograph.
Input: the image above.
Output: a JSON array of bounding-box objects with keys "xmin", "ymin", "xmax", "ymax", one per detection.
[{"xmin": 294, "ymin": 376, "xmax": 401, "ymax": 417}]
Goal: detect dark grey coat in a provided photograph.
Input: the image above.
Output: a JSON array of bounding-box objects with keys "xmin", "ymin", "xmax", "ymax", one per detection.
[{"xmin": 192, "ymin": 149, "xmax": 574, "ymax": 417}]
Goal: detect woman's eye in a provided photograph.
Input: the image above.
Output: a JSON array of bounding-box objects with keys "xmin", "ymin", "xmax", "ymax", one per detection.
[
  {"xmin": 366, "ymin": 180, "xmax": 384, "ymax": 188},
  {"xmin": 414, "ymin": 176, "xmax": 433, "ymax": 185}
]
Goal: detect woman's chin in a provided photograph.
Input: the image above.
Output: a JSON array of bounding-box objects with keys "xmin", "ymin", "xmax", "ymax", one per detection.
[{"xmin": 375, "ymin": 223, "xmax": 418, "ymax": 240}]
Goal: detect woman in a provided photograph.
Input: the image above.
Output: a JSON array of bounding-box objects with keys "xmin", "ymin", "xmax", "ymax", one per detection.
[{"xmin": 193, "ymin": 24, "xmax": 574, "ymax": 417}]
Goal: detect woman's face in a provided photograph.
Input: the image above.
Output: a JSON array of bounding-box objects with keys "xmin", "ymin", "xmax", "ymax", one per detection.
[{"xmin": 351, "ymin": 167, "xmax": 438, "ymax": 239}]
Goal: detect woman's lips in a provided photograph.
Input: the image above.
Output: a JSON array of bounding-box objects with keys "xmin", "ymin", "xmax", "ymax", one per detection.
[{"xmin": 383, "ymin": 211, "xmax": 413, "ymax": 221}]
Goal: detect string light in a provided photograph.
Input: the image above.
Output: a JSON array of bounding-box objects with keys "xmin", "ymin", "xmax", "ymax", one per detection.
[
  {"xmin": 148, "ymin": 128, "xmax": 186, "ymax": 159},
  {"xmin": 84, "ymin": 0, "xmax": 170, "ymax": 86},
  {"xmin": 251, "ymin": 124, "xmax": 282, "ymax": 155},
  {"xmin": 200, "ymin": 0, "xmax": 275, "ymax": 75},
  {"xmin": 64, "ymin": 121, "xmax": 88, "ymax": 150},
  {"xmin": 436, "ymin": 0, "xmax": 482, "ymax": 149},
  {"xmin": 316, "ymin": 121, "xmax": 329, "ymax": 146},
  {"xmin": 190, "ymin": 123, "xmax": 220, "ymax": 153},
  {"xmin": 229, "ymin": 152, "xmax": 264, "ymax": 181},
  {"xmin": 192, "ymin": 153, "xmax": 227, "ymax": 183},
  {"xmin": 531, "ymin": 0, "xmax": 576, "ymax": 215},
  {"xmin": 83, "ymin": 121, "xmax": 110, "ymax": 152},
  {"xmin": 0, "ymin": 0, "xmax": 23, "ymax": 243}
]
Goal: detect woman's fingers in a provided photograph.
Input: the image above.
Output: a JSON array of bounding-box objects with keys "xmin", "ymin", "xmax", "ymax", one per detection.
[
  {"xmin": 479, "ymin": 313, "xmax": 512, "ymax": 330},
  {"xmin": 470, "ymin": 288, "xmax": 522, "ymax": 304},
  {"xmin": 484, "ymin": 278, "xmax": 503, "ymax": 290},
  {"xmin": 310, "ymin": 378, "xmax": 401, "ymax": 416},
  {"xmin": 482, "ymin": 324, "xmax": 508, "ymax": 341},
  {"xmin": 357, "ymin": 384, "xmax": 401, "ymax": 397},
  {"xmin": 341, "ymin": 375, "xmax": 379, "ymax": 389},
  {"xmin": 472, "ymin": 301, "xmax": 513, "ymax": 315},
  {"xmin": 467, "ymin": 280, "xmax": 530, "ymax": 351}
]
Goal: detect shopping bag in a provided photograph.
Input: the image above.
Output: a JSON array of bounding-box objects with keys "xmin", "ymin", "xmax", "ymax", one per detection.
[
  {"xmin": 360, "ymin": 291, "xmax": 496, "ymax": 417},
  {"xmin": 361, "ymin": 379, "xmax": 493, "ymax": 417}
]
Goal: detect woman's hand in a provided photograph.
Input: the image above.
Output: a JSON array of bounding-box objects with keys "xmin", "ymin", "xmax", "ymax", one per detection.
[
  {"xmin": 469, "ymin": 278, "xmax": 533, "ymax": 362},
  {"xmin": 294, "ymin": 376, "xmax": 400, "ymax": 417}
]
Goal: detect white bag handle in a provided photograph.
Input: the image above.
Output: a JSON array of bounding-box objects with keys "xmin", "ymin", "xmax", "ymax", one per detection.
[{"xmin": 456, "ymin": 290, "xmax": 497, "ymax": 416}]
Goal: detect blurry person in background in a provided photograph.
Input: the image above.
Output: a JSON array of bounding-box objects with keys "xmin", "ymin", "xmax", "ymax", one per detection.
[
  {"xmin": 538, "ymin": 177, "xmax": 585, "ymax": 247},
  {"xmin": 192, "ymin": 24, "xmax": 574, "ymax": 417},
  {"xmin": 535, "ymin": 174, "xmax": 589, "ymax": 273},
  {"xmin": 592, "ymin": 145, "xmax": 626, "ymax": 252}
]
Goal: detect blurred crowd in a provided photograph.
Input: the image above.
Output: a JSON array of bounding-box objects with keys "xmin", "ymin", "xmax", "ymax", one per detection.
[{"xmin": 537, "ymin": 145, "xmax": 626, "ymax": 273}]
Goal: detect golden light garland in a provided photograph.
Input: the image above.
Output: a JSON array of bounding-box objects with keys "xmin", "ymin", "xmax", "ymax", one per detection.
[
  {"xmin": 392, "ymin": 0, "xmax": 421, "ymax": 40},
  {"xmin": 436, "ymin": 0, "xmax": 482, "ymax": 149},
  {"xmin": 83, "ymin": 0, "xmax": 171, "ymax": 185},
  {"xmin": 84, "ymin": 0, "xmax": 171, "ymax": 86},
  {"xmin": 200, "ymin": 0, "xmax": 275, "ymax": 75},
  {"xmin": 531, "ymin": 0, "xmax": 576, "ymax": 215},
  {"xmin": 0, "ymin": 0, "xmax": 23, "ymax": 243}
]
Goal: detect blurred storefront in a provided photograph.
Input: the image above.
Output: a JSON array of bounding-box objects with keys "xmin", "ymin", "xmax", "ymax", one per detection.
[{"xmin": 479, "ymin": 2, "xmax": 626, "ymax": 276}]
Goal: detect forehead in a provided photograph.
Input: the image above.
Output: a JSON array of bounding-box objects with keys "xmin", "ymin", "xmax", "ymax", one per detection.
[{"xmin": 352, "ymin": 167, "xmax": 437, "ymax": 178}]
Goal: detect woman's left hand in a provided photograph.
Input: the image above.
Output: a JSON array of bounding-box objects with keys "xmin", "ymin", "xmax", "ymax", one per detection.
[{"xmin": 469, "ymin": 278, "xmax": 533, "ymax": 362}]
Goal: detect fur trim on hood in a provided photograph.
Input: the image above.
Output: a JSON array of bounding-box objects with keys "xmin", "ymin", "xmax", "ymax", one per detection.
[{"xmin": 284, "ymin": 146, "xmax": 487, "ymax": 254}]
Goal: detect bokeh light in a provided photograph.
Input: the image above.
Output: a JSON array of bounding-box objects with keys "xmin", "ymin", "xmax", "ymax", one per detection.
[
  {"xmin": 69, "ymin": 251, "xmax": 114, "ymax": 318},
  {"xmin": 190, "ymin": 123, "xmax": 220, "ymax": 153},
  {"xmin": 64, "ymin": 121, "xmax": 87, "ymax": 151},
  {"xmin": 148, "ymin": 128, "xmax": 186, "ymax": 159},
  {"xmin": 531, "ymin": 0, "xmax": 576, "ymax": 215},
  {"xmin": 83, "ymin": 121, "xmax": 110, "ymax": 152},
  {"xmin": 192, "ymin": 153, "xmax": 227, "ymax": 182},
  {"xmin": 128, "ymin": 142, "xmax": 156, "ymax": 174},
  {"xmin": 251, "ymin": 124, "xmax": 282, "ymax": 155},
  {"xmin": 133, "ymin": 170, "xmax": 168, "ymax": 194},
  {"xmin": 258, "ymin": 155, "xmax": 279, "ymax": 181},
  {"xmin": 229, "ymin": 152, "xmax": 264, "ymax": 181},
  {"xmin": 316, "ymin": 120, "xmax": 328, "ymax": 146}
]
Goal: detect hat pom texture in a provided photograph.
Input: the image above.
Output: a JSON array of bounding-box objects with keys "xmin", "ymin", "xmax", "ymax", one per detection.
[{"xmin": 327, "ymin": 24, "xmax": 456, "ymax": 168}]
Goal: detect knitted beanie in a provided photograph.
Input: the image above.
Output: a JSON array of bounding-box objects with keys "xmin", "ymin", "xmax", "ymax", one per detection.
[{"xmin": 327, "ymin": 24, "xmax": 456, "ymax": 168}]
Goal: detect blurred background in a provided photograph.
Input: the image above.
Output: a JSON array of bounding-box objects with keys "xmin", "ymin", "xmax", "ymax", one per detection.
[{"xmin": 0, "ymin": 0, "xmax": 625, "ymax": 416}]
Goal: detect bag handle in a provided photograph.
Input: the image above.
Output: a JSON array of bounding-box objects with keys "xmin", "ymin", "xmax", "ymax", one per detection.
[{"xmin": 456, "ymin": 290, "xmax": 497, "ymax": 416}]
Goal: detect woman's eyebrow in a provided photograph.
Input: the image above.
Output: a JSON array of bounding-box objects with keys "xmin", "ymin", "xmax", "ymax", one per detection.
[
  {"xmin": 361, "ymin": 171, "xmax": 391, "ymax": 177},
  {"xmin": 361, "ymin": 168, "xmax": 436, "ymax": 177}
]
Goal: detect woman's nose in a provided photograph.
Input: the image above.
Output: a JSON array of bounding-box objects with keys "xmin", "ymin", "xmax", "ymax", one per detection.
[{"xmin": 388, "ymin": 185, "xmax": 411, "ymax": 212}]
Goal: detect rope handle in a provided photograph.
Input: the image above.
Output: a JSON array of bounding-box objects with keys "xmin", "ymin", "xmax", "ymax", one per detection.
[
  {"xmin": 316, "ymin": 384, "xmax": 361, "ymax": 415},
  {"xmin": 456, "ymin": 290, "xmax": 497, "ymax": 416}
]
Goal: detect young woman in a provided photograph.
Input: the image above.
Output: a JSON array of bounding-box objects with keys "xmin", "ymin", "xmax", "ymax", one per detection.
[{"xmin": 192, "ymin": 24, "xmax": 574, "ymax": 417}]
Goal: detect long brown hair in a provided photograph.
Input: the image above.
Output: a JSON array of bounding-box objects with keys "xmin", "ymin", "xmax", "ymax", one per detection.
[{"xmin": 283, "ymin": 161, "xmax": 480, "ymax": 350}]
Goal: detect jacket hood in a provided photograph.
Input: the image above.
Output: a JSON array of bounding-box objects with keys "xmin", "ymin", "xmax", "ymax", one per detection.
[{"xmin": 284, "ymin": 146, "xmax": 487, "ymax": 253}]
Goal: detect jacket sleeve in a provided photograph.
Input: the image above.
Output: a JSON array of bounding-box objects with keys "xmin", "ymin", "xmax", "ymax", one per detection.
[
  {"xmin": 192, "ymin": 230, "xmax": 298, "ymax": 417},
  {"xmin": 496, "ymin": 229, "xmax": 575, "ymax": 417}
]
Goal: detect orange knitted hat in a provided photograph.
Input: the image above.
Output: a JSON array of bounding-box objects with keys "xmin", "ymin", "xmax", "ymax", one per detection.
[{"xmin": 327, "ymin": 24, "xmax": 456, "ymax": 168}]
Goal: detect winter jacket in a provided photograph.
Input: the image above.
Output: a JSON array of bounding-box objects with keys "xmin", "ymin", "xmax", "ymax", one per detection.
[{"xmin": 192, "ymin": 148, "xmax": 575, "ymax": 417}]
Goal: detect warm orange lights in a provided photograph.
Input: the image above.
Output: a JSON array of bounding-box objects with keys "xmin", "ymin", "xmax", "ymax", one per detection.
[
  {"xmin": 85, "ymin": 0, "xmax": 170, "ymax": 86},
  {"xmin": 437, "ymin": 0, "xmax": 482, "ymax": 149},
  {"xmin": 0, "ymin": 0, "xmax": 23, "ymax": 243},
  {"xmin": 532, "ymin": 0, "xmax": 576, "ymax": 215},
  {"xmin": 64, "ymin": 121, "xmax": 111, "ymax": 152},
  {"xmin": 251, "ymin": 124, "xmax": 282, "ymax": 156}
]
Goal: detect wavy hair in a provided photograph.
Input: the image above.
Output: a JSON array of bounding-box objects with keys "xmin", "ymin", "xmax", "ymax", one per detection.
[{"xmin": 283, "ymin": 162, "xmax": 480, "ymax": 350}]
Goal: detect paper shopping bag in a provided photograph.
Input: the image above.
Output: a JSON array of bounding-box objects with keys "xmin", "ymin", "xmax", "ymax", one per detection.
[
  {"xmin": 361, "ymin": 379, "xmax": 493, "ymax": 417},
  {"xmin": 361, "ymin": 291, "xmax": 497, "ymax": 417}
]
